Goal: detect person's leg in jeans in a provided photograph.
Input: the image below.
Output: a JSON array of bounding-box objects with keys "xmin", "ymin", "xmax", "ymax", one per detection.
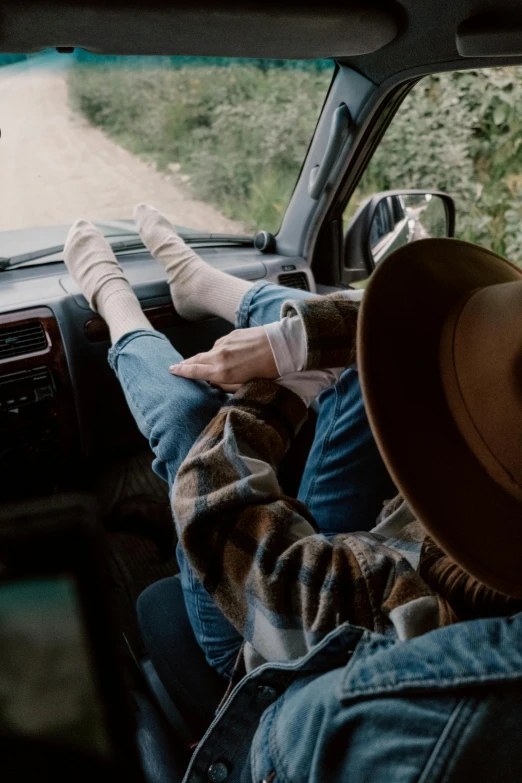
[
  {"xmin": 63, "ymin": 218, "xmax": 243, "ymax": 679},
  {"xmin": 108, "ymin": 330, "xmax": 243, "ymax": 677},
  {"xmin": 128, "ymin": 205, "xmax": 394, "ymax": 674},
  {"xmin": 102, "ymin": 204, "xmax": 392, "ymax": 679},
  {"xmin": 132, "ymin": 204, "xmax": 395, "ymax": 536},
  {"xmin": 236, "ymin": 281, "xmax": 397, "ymax": 535}
]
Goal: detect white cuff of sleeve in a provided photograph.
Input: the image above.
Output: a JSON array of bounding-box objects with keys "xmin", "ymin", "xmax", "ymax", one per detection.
[
  {"xmin": 276, "ymin": 368, "xmax": 344, "ymax": 408},
  {"xmin": 341, "ymin": 288, "xmax": 365, "ymax": 303},
  {"xmin": 264, "ymin": 316, "xmax": 307, "ymax": 376},
  {"xmin": 265, "ymin": 289, "xmax": 364, "ymax": 376}
]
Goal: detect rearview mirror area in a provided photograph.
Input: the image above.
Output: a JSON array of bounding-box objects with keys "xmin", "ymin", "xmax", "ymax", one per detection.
[{"xmin": 343, "ymin": 189, "xmax": 456, "ymax": 286}]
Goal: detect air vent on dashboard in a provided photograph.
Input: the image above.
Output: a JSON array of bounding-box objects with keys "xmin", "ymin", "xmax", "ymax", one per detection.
[
  {"xmin": 278, "ymin": 272, "xmax": 310, "ymax": 291},
  {"xmin": 0, "ymin": 321, "xmax": 48, "ymax": 361}
]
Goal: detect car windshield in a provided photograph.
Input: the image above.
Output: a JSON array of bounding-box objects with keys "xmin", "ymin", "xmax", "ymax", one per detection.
[{"xmin": 0, "ymin": 51, "xmax": 333, "ymax": 251}]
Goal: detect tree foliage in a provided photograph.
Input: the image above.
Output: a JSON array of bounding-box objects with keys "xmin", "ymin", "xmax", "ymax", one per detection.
[
  {"xmin": 68, "ymin": 61, "xmax": 522, "ymax": 261},
  {"xmin": 73, "ymin": 50, "xmax": 332, "ymax": 71},
  {"xmin": 354, "ymin": 69, "xmax": 522, "ymax": 266},
  {"xmin": 68, "ymin": 62, "xmax": 332, "ymax": 231}
]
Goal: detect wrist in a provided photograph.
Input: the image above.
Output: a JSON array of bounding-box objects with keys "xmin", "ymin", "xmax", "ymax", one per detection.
[
  {"xmin": 264, "ymin": 315, "xmax": 307, "ymax": 376},
  {"xmin": 276, "ymin": 368, "xmax": 343, "ymax": 408}
]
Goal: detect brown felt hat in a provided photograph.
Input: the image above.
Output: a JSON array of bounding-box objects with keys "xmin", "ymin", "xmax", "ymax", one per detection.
[{"xmin": 358, "ymin": 238, "xmax": 522, "ymax": 598}]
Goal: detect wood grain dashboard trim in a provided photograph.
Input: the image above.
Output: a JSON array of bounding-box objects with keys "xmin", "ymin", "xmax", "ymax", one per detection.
[{"xmin": 0, "ymin": 307, "xmax": 78, "ymax": 460}]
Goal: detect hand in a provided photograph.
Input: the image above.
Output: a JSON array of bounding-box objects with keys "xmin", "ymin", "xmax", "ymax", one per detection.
[{"xmin": 170, "ymin": 326, "xmax": 279, "ymax": 391}]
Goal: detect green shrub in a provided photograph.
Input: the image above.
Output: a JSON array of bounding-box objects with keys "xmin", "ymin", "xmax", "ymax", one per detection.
[
  {"xmin": 68, "ymin": 63, "xmax": 331, "ymax": 232},
  {"xmin": 68, "ymin": 62, "xmax": 522, "ymax": 265},
  {"xmin": 353, "ymin": 68, "xmax": 522, "ymax": 266},
  {"xmin": 73, "ymin": 50, "xmax": 332, "ymax": 71}
]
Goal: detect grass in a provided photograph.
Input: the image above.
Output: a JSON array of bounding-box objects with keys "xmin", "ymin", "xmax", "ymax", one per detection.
[
  {"xmin": 68, "ymin": 62, "xmax": 522, "ymax": 267},
  {"xmin": 67, "ymin": 62, "xmax": 332, "ymax": 233}
]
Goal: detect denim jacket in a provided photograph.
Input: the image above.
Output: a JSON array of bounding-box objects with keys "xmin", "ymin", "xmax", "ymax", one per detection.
[{"xmin": 183, "ymin": 612, "xmax": 522, "ymax": 782}]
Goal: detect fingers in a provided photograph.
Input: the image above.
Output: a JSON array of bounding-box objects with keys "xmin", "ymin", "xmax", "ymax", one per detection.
[
  {"xmin": 170, "ymin": 346, "xmax": 238, "ymax": 383},
  {"xmin": 170, "ymin": 360, "xmax": 241, "ymax": 393},
  {"xmin": 170, "ymin": 362, "xmax": 217, "ymax": 381},
  {"xmin": 173, "ymin": 344, "xmax": 236, "ymax": 375},
  {"xmin": 170, "ymin": 326, "xmax": 277, "ymax": 386},
  {"xmin": 170, "ymin": 364, "xmax": 241, "ymax": 393},
  {"xmin": 173, "ymin": 351, "xmax": 214, "ymax": 368}
]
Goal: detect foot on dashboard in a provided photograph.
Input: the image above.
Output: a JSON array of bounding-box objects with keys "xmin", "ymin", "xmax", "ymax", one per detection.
[
  {"xmin": 134, "ymin": 203, "xmax": 253, "ymax": 323},
  {"xmin": 64, "ymin": 219, "xmax": 152, "ymax": 344}
]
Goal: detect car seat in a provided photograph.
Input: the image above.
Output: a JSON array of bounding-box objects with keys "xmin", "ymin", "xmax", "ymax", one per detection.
[{"xmin": 137, "ymin": 574, "xmax": 227, "ymax": 739}]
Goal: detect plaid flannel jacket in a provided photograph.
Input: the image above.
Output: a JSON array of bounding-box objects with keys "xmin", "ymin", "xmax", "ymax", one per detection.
[{"xmin": 173, "ymin": 293, "xmax": 440, "ymax": 670}]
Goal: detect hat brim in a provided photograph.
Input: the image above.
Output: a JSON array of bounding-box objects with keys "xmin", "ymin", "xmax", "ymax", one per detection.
[{"xmin": 358, "ymin": 238, "xmax": 522, "ymax": 598}]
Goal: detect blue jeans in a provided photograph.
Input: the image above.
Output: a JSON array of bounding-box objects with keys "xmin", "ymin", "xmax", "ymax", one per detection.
[
  {"xmin": 237, "ymin": 283, "xmax": 396, "ymax": 536},
  {"xmin": 109, "ymin": 282, "xmax": 395, "ymax": 678}
]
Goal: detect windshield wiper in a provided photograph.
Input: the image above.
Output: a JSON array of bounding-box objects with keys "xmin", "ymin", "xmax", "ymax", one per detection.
[
  {"xmin": 0, "ymin": 244, "xmax": 65, "ymax": 271},
  {"xmin": 0, "ymin": 238, "xmax": 155, "ymax": 269},
  {"xmin": 0, "ymin": 233, "xmax": 254, "ymax": 271}
]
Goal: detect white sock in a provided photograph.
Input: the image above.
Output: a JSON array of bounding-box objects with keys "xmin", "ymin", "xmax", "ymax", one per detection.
[
  {"xmin": 64, "ymin": 220, "xmax": 153, "ymax": 344},
  {"xmin": 134, "ymin": 204, "xmax": 253, "ymax": 322}
]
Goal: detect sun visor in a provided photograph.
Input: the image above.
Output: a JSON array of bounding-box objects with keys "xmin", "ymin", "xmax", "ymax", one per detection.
[
  {"xmin": 0, "ymin": 1, "xmax": 399, "ymax": 60},
  {"xmin": 457, "ymin": 13, "xmax": 522, "ymax": 57}
]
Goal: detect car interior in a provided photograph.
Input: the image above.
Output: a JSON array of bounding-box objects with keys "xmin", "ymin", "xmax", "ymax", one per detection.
[{"xmin": 2, "ymin": 0, "xmax": 522, "ymax": 779}]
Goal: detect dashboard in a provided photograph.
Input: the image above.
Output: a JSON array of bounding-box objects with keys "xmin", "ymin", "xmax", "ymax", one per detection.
[{"xmin": 0, "ymin": 246, "xmax": 316, "ymax": 502}]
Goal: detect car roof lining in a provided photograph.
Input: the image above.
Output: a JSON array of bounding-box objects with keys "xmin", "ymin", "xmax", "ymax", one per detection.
[
  {"xmin": 0, "ymin": 1, "xmax": 400, "ymax": 61},
  {"xmin": 3, "ymin": 1, "xmax": 522, "ymax": 84},
  {"xmin": 344, "ymin": 0, "xmax": 522, "ymax": 83}
]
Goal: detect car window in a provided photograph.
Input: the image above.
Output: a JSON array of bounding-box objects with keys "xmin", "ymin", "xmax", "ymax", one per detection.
[
  {"xmin": 345, "ymin": 67, "xmax": 522, "ymax": 269},
  {"xmin": 391, "ymin": 196, "xmax": 404, "ymax": 223},
  {"xmin": 0, "ymin": 51, "xmax": 333, "ymax": 239},
  {"xmin": 370, "ymin": 200, "xmax": 393, "ymax": 248}
]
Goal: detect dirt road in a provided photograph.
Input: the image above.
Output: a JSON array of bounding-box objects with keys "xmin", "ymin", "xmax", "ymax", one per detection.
[{"xmin": 0, "ymin": 57, "xmax": 242, "ymax": 233}]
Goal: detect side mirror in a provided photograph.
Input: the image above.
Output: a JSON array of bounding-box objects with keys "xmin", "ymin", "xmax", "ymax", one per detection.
[{"xmin": 343, "ymin": 190, "xmax": 456, "ymax": 285}]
